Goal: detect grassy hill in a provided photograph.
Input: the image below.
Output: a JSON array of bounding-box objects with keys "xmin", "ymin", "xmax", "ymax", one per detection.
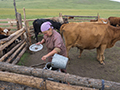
[
  {"xmin": 0, "ymin": 0, "xmax": 120, "ymax": 9},
  {"xmin": 0, "ymin": 0, "xmax": 120, "ymax": 19}
]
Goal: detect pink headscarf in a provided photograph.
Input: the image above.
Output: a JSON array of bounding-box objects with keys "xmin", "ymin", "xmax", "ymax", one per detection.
[{"xmin": 41, "ymin": 21, "xmax": 53, "ymax": 32}]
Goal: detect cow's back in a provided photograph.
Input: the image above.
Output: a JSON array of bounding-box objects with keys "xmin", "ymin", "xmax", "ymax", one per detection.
[{"xmin": 60, "ymin": 22, "xmax": 108, "ymax": 49}]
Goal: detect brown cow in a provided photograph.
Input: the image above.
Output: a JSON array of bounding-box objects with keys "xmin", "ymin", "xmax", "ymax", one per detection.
[
  {"xmin": 51, "ymin": 16, "xmax": 68, "ymax": 24},
  {"xmin": 0, "ymin": 27, "xmax": 10, "ymax": 35},
  {"xmin": 90, "ymin": 18, "xmax": 109, "ymax": 24},
  {"xmin": 60, "ymin": 22, "xmax": 120, "ymax": 65},
  {"xmin": 108, "ymin": 17, "xmax": 120, "ymax": 27}
]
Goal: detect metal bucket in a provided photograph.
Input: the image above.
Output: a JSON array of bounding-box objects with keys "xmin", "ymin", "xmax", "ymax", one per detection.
[{"xmin": 51, "ymin": 54, "xmax": 68, "ymax": 69}]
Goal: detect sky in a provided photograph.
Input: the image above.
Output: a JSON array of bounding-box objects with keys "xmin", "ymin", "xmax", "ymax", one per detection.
[{"xmin": 110, "ymin": 0, "xmax": 120, "ymax": 2}]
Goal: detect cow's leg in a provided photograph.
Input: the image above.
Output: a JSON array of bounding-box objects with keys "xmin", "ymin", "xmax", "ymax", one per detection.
[
  {"xmin": 97, "ymin": 47, "xmax": 100, "ymax": 60},
  {"xmin": 98, "ymin": 44, "xmax": 106, "ymax": 65},
  {"xmin": 66, "ymin": 45, "xmax": 71, "ymax": 60},
  {"xmin": 35, "ymin": 32, "xmax": 38, "ymax": 42},
  {"xmin": 78, "ymin": 49, "xmax": 83, "ymax": 58}
]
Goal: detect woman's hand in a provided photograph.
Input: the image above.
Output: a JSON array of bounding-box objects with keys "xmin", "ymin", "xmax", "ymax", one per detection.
[
  {"xmin": 41, "ymin": 55, "xmax": 47, "ymax": 61},
  {"xmin": 36, "ymin": 42, "xmax": 41, "ymax": 45}
]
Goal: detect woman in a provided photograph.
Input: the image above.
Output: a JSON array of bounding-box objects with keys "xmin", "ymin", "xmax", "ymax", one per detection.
[{"xmin": 36, "ymin": 21, "xmax": 67, "ymax": 72}]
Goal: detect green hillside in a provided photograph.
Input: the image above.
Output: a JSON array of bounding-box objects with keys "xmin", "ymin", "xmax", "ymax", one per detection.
[
  {"xmin": 0, "ymin": 0, "xmax": 120, "ymax": 19},
  {"xmin": 0, "ymin": 0, "xmax": 120, "ymax": 9}
]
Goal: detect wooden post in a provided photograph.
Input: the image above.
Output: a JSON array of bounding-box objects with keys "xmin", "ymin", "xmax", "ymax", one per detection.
[
  {"xmin": 59, "ymin": 13, "xmax": 62, "ymax": 17},
  {"xmin": 13, "ymin": 0, "xmax": 19, "ymax": 30},
  {"xmin": 23, "ymin": 7, "xmax": 32, "ymax": 46},
  {"xmin": 97, "ymin": 13, "xmax": 100, "ymax": 20},
  {"xmin": 17, "ymin": 12, "xmax": 24, "ymax": 40},
  {"xmin": 17, "ymin": 13, "xmax": 22, "ymax": 29},
  {"xmin": 13, "ymin": 0, "xmax": 17, "ymax": 19}
]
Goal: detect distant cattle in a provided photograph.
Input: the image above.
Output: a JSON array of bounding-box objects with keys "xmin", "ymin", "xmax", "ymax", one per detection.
[
  {"xmin": 33, "ymin": 17, "xmax": 68, "ymax": 42},
  {"xmin": 60, "ymin": 22, "xmax": 120, "ymax": 65},
  {"xmin": 90, "ymin": 18, "xmax": 109, "ymax": 24},
  {"xmin": 108, "ymin": 17, "xmax": 120, "ymax": 27},
  {"xmin": 0, "ymin": 27, "xmax": 10, "ymax": 35}
]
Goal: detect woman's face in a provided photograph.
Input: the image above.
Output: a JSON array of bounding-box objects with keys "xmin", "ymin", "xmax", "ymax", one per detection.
[{"xmin": 42, "ymin": 28, "xmax": 52, "ymax": 37}]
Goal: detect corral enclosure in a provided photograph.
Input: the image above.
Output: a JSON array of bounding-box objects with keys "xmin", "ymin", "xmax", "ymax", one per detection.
[
  {"xmin": 0, "ymin": 9, "xmax": 103, "ymax": 90},
  {"xmin": 1, "ymin": 10, "xmax": 120, "ymax": 90},
  {"xmin": 0, "ymin": 0, "xmax": 120, "ymax": 89}
]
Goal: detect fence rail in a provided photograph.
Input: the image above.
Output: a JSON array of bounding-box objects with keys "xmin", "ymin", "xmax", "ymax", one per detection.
[{"xmin": 62, "ymin": 13, "xmax": 99, "ymax": 22}]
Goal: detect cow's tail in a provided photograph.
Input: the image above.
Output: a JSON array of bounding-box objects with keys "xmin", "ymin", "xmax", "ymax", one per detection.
[{"xmin": 60, "ymin": 24, "xmax": 66, "ymax": 38}]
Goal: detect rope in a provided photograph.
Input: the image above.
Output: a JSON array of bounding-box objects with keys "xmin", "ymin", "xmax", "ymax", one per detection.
[
  {"xmin": 40, "ymin": 69, "xmax": 47, "ymax": 90},
  {"xmin": 101, "ymin": 79, "xmax": 104, "ymax": 90}
]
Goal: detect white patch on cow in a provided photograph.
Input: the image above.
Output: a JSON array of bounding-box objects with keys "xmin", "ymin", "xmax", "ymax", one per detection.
[
  {"xmin": 102, "ymin": 20, "xmax": 108, "ymax": 24},
  {"xmin": 15, "ymin": 38, "xmax": 21, "ymax": 43},
  {"xmin": 3, "ymin": 29, "xmax": 8, "ymax": 33}
]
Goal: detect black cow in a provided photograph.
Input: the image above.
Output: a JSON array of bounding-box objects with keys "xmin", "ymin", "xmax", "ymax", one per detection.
[
  {"xmin": 0, "ymin": 34, "xmax": 8, "ymax": 39},
  {"xmin": 33, "ymin": 18, "xmax": 68, "ymax": 42}
]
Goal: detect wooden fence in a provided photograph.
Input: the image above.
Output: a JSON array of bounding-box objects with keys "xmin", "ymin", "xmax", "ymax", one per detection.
[
  {"xmin": 0, "ymin": 27, "xmax": 27, "ymax": 64},
  {"xmin": 0, "ymin": 8, "xmax": 29, "ymax": 64},
  {"xmin": 62, "ymin": 13, "xmax": 100, "ymax": 22},
  {"xmin": 0, "ymin": 11, "xmax": 104, "ymax": 90},
  {"xmin": 0, "ymin": 18, "xmax": 17, "ymax": 30}
]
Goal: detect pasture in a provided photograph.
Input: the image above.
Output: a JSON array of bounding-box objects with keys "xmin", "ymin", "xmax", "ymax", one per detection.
[
  {"xmin": 0, "ymin": 0, "xmax": 120, "ymax": 19},
  {"xmin": 1, "ymin": 0, "xmax": 120, "ymax": 89}
]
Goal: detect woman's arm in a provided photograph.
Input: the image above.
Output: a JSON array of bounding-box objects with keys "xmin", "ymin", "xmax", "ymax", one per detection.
[
  {"xmin": 41, "ymin": 48, "xmax": 61, "ymax": 61},
  {"xmin": 36, "ymin": 39, "xmax": 45, "ymax": 45}
]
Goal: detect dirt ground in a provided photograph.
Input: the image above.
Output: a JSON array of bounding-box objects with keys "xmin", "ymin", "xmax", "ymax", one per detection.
[{"xmin": 24, "ymin": 36, "xmax": 120, "ymax": 83}]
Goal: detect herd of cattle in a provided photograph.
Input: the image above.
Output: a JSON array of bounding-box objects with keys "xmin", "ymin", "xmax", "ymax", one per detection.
[
  {"xmin": 32, "ymin": 16, "xmax": 120, "ymax": 65},
  {"xmin": 1, "ymin": 16, "xmax": 120, "ymax": 65}
]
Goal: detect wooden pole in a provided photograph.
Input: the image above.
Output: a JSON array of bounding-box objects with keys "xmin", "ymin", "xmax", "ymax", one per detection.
[
  {"xmin": 13, "ymin": 0, "xmax": 17, "ymax": 19},
  {"xmin": 59, "ymin": 13, "xmax": 62, "ymax": 17},
  {"xmin": 12, "ymin": 44, "xmax": 28, "ymax": 64},
  {"xmin": 23, "ymin": 7, "xmax": 32, "ymax": 46},
  {"xmin": 0, "ymin": 71, "xmax": 95, "ymax": 90},
  {"xmin": 0, "ymin": 62, "xmax": 120, "ymax": 90},
  {"xmin": 0, "ymin": 39, "xmax": 25, "ymax": 62},
  {"xmin": 6, "ymin": 42, "xmax": 26, "ymax": 63},
  {"xmin": 17, "ymin": 13, "xmax": 22, "ymax": 29},
  {"xmin": 13, "ymin": 0, "xmax": 19, "ymax": 30}
]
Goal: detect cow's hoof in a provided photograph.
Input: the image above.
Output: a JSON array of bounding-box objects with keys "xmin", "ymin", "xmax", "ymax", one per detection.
[
  {"xmin": 100, "ymin": 61, "xmax": 105, "ymax": 65},
  {"xmin": 77, "ymin": 55, "xmax": 81, "ymax": 58},
  {"xmin": 67, "ymin": 60, "xmax": 70, "ymax": 65}
]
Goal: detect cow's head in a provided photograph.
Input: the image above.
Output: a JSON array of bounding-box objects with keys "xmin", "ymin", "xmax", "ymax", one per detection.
[
  {"xmin": 0, "ymin": 28, "xmax": 10, "ymax": 35},
  {"xmin": 51, "ymin": 17, "xmax": 68, "ymax": 24}
]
